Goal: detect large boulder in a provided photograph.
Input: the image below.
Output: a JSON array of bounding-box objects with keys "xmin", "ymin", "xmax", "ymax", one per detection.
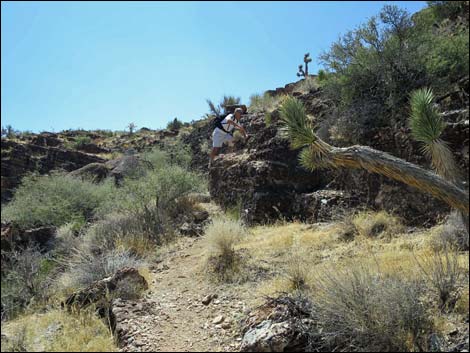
[
  {"xmin": 240, "ymin": 296, "xmax": 315, "ymax": 352},
  {"xmin": 68, "ymin": 162, "xmax": 110, "ymax": 182},
  {"xmin": 105, "ymin": 154, "xmax": 150, "ymax": 184}
]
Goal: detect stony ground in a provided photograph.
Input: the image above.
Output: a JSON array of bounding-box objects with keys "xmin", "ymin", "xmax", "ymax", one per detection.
[
  {"xmin": 117, "ymin": 237, "xmax": 252, "ymax": 352},
  {"xmin": 117, "ymin": 204, "xmax": 256, "ymax": 352}
]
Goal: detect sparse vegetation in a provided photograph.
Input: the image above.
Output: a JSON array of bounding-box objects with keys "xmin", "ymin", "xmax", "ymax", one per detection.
[
  {"xmin": 58, "ymin": 249, "xmax": 146, "ymax": 295},
  {"xmin": 296, "ymin": 76, "xmax": 317, "ymax": 94}
]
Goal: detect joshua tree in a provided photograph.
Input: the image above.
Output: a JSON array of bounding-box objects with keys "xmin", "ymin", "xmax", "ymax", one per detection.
[
  {"xmin": 279, "ymin": 96, "xmax": 469, "ymax": 217},
  {"xmin": 297, "ymin": 53, "xmax": 312, "ymax": 78},
  {"xmin": 206, "ymin": 95, "xmax": 241, "ymax": 116},
  {"xmin": 127, "ymin": 122, "xmax": 137, "ymax": 135},
  {"xmin": 409, "ymin": 87, "xmax": 468, "ymax": 233}
]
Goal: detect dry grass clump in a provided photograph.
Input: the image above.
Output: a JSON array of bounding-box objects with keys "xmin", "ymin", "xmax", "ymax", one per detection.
[
  {"xmin": 248, "ymin": 93, "xmax": 283, "ymax": 114},
  {"xmin": 430, "ymin": 211, "xmax": 469, "ymax": 251},
  {"xmin": 308, "ymin": 265, "xmax": 432, "ymax": 352},
  {"xmin": 352, "ymin": 211, "xmax": 405, "ymax": 239},
  {"xmin": 296, "ymin": 76, "xmax": 318, "ymax": 93},
  {"xmin": 416, "ymin": 248, "xmax": 468, "ymax": 311},
  {"xmin": 1, "ymin": 309, "xmax": 116, "ymax": 352},
  {"xmin": 283, "ymin": 249, "xmax": 313, "ymax": 293},
  {"xmin": 57, "ymin": 249, "xmax": 147, "ymax": 297},
  {"xmin": 204, "ymin": 217, "xmax": 247, "ymax": 282}
]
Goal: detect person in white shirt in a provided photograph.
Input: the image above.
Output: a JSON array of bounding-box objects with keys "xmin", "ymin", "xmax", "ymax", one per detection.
[{"xmin": 209, "ymin": 107, "xmax": 247, "ymax": 165}]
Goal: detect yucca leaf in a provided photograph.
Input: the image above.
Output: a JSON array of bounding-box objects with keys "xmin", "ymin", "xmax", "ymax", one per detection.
[
  {"xmin": 279, "ymin": 97, "xmax": 317, "ymax": 148},
  {"xmin": 409, "ymin": 88, "xmax": 445, "ymax": 144},
  {"xmin": 409, "ymin": 88, "xmax": 459, "ymax": 181}
]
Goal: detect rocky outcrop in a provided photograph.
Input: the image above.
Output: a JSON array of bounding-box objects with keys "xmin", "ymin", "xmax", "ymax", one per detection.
[
  {"xmin": 209, "ymin": 111, "xmax": 324, "ymax": 224},
  {"xmin": 1, "ymin": 222, "xmax": 56, "ymax": 251},
  {"xmin": 76, "ymin": 143, "xmax": 110, "ymax": 154},
  {"xmin": 30, "ymin": 132, "xmax": 62, "ymax": 147},
  {"xmin": 64, "ymin": 267, "xmax": 148, "ymax": 311},
  {"xmin": 206, "ymin": 82, "xmax": 468, "ymax": 226},
  {"xmin": 1, "ymin": 139, "xmax": 105, "ymax": 202}
]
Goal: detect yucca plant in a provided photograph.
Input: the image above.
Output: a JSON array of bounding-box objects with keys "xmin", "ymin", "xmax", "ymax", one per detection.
[
  {"xmin": 409, "ymin": 87, "xmax": 467, "ymax": 233},
  {"xmin": 409, "ymin": 88, "xmax": 459, "ymax": 182},
  {"xmin": 280, "ymin": 96, "xmax": 469, "ymax": 216}
]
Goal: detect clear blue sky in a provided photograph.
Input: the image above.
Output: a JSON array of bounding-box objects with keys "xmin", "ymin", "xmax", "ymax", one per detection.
[{"xmin": 1, "ymin": 1, "xmax": 427, "ymax": 132}]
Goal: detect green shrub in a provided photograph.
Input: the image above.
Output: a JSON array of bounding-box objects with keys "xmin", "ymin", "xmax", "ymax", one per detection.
[
  {"xmin": 142, "ymin": 143, "xmax": 192, "ymax": 170},
  {"xmin": 72, "ymin": 135, "xmax": 92, "ymax": 149},
  {"xmin": 317, "ymin": 69, "xmax": 327, "ymax": 82},
  {"xmin": 1, "ymin": 173, "xmax": 112, "ymax": 228},
  {"xmin": 207, "ymin": 95, "xmax": 241, "ymax": 116},
  {"xmin": 167, "ymin": 117, "xmax": 183, "ymax": 130},
  {"xmin": 319, "ymin": 3, "xmax": 469, "ymax": 143},
  {"xmin": 97, "ymin": 166, "xmax": 206, "ymax": 243}
]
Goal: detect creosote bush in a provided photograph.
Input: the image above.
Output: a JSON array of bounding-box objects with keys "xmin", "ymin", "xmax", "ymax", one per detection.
[
  {"xmin": 1, "ymin": 173, "xmax": 111, "ymax": 228},
  {"xmin": 97, "ymin": 165, "xmax": 206, "ymax": 243}
]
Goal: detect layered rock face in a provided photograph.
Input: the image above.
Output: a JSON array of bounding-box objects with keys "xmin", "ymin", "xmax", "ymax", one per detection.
[{"xmin": 1, "ymin": 139, "xmax": 105, "ymax": 202}]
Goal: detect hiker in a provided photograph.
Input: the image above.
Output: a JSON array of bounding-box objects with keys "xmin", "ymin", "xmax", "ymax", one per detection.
[{"xmin": 209, "ymin": 107, "xmax": 248, "ymax": 165}]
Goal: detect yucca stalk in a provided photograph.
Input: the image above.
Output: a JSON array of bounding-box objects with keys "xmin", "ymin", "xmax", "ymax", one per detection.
[
  {"xmin": 280, "ymin": 97, "xmax": 469, "ymax": 215},
  {"xmin": 409, "ymin": 88, "xmax": 459, "ymax": 182}
]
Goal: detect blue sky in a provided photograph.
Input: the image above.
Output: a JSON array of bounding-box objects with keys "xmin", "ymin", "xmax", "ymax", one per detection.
[{"xmin": 1, "ymin": 1, "xmax": 427, "ymax": 132}]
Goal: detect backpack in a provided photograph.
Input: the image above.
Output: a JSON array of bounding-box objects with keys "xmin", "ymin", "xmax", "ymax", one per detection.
[{"xmin": 211, "ymin": 114, "xmax": 233, "ymax": 135}]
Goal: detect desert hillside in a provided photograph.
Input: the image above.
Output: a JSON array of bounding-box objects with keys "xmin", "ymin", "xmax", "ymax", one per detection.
[{"xmin": 1, "ymin": 2, "xmax": 469, "ymax": 352}]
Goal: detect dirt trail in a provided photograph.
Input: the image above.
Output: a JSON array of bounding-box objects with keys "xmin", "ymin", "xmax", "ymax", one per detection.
[{"xmin": 119, "ymin": 205, "xmax": 253, "ymax": 352}]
